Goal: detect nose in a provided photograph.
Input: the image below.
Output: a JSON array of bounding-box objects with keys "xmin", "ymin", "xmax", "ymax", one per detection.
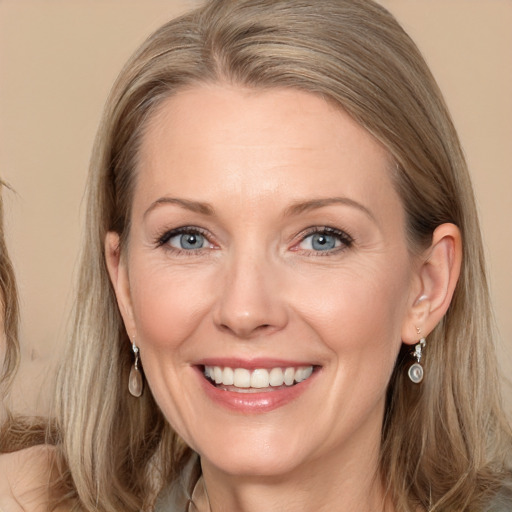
[{"xmin": 213, "ymin": 249, "xmax": 289, "ymax": 339}]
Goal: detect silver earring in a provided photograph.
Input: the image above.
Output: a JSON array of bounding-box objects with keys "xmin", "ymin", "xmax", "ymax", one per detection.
[
  {"xmin": 128, "ymin": 341, "xmax": 143, "ymax": 397},
  {"xmin": 408, "ymin": 335, "xmax": 427, "ymax": 384}
]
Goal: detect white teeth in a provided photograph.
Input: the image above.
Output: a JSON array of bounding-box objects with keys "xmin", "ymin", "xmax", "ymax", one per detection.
[
  {"xmin": 269, "ymin": 367, "xmax": 284, "ymax": 387},
  {"xmin": 223, "ymin": 366, "xmax": 234, "ymax": 385},
  {"xmin": 251, "ymin": 369, "xmax": 269, "ymax": 388},
  {"xmin": 233, "ymin": 368, "xmax": 251, "ymax": 388},
  {"xmin": 213, "ymin": 366, "xmax": 223, "ymax": 384},
  {"xmin": 204, "ymin": 365, "xmax": 314, "ymax": 389},
  {"xmin": 284, "ymin": 367, "xmax": 295, "ymax": 386},
  {"xmin": 295, "ymin": 366, "xmax": 313, "ymax": 383},
  {"xmin": 302, "ymin": 366, "xmax": 313, "ymax": 381}
]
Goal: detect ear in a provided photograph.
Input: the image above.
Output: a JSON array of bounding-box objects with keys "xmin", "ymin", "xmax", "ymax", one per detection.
[
  {"xmin": 401, "ymin": 223, "xmax": 462, "ymax": 344},
  {"xmin": 105, "ymin": 231, "xmax": 137, "ymax": 338}
]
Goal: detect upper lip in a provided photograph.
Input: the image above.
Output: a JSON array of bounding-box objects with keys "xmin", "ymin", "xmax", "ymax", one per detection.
[{"xmin": 195, "ymin": 357, "xmax": 318, "ymax": 370}]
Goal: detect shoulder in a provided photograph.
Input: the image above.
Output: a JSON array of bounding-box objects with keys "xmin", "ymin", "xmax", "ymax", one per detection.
[{"xmin": 0, "ymin": 445, "xmax": 67, "ymax": 512}]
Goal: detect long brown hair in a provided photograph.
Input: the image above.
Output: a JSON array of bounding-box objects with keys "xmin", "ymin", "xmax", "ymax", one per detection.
[{"xmin": 14, "ymin": 0, "xmax": 512, "ymax": 510}]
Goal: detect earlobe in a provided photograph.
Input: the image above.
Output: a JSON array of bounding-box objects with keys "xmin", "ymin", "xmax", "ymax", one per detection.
[
  {"xmin": 402, "ymin": 223, "xmax": 462, "ymax": 344},
  {"xmin": 104, "ymin": 231, "xmax": 136, "ymax": 335}
]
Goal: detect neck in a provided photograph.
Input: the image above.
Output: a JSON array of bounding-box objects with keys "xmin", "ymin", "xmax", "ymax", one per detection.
[{"xmin": 197, "ymin": 420, "xmax": 393, "ymax": 512}]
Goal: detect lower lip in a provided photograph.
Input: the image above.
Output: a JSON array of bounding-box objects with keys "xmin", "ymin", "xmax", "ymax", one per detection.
[{"xmin": 196, "ymin": 367, "xmax": 316, "ymax": 414}]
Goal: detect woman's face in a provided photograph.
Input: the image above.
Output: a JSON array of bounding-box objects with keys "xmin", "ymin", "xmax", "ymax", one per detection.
[{"xmin": 109, "ymin": 85, "xmax": 421, "ymax": 480}]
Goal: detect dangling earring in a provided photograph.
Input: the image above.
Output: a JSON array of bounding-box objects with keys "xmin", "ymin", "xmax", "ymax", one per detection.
[
  {"xmin": 128, "ymin": 341, "xmax": 144, "ymax": 397},
  {"xmin": 408, "ymin": 329, "xmax": 427, "ymax": 384}
]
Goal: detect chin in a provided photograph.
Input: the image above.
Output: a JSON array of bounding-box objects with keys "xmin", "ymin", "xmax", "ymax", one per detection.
[
  {"xmin": 193, "ymin": 424, "xmax": 314, "ymax": 479},
  {"xmin": 203, "ymin": 448, "xmax": 308, "ymax": 479}
]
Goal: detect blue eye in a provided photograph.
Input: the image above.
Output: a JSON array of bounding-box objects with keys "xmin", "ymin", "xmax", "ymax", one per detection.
[
  {"xmin": 169, "ymin": 232, "xmax": 206, "ymax": 250},
  {"xmin": 301, "ymin": 233, "xmax": 339, "ymax": 251},
  {"xmin": 169, "ymin": 233, "xmax": 205, "ymax": 250},
  {"xmin": 298, "ymin": 228, "xmax": 351, "ymax": 253},
  {"xmin": 312, "ymin": 233, "xmax": 337, "ymax": 250}
]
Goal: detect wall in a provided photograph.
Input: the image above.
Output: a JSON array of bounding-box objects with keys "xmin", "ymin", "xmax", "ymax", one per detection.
[{"xmin": 0, "ymin": 0, "xmax": 511, "ymax": 414}]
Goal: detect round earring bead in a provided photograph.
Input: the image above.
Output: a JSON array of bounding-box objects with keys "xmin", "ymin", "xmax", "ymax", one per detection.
[{"xmin": 408, "ymin": 362, "xmax": 424, "ymax": 384}]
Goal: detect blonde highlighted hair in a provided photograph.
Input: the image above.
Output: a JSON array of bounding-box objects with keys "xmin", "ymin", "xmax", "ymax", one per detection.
[
  {"xmin": 0, "ymin": 180, "xmax": 19, "ymax": 396},
  {"xmin": 39, "ymin": 0, "xmax": 512, "ymax": 510}
]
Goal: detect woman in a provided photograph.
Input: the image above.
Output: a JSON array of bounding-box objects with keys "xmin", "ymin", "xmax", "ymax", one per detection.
[{"xmin": 1, "ymin": 0, "xmax": 511, "ymax": 510}]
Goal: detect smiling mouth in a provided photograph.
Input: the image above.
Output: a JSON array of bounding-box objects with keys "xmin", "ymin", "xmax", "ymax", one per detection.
[{"xmin": 203, "ymin": 365, "xmax": 315, "ymax": 393}]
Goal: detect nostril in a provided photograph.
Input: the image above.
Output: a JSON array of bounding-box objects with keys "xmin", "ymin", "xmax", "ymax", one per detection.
[
  {"xmin": 254, "ymin": 323, "xmax": 279, "ymax": 335},
  {"xmin": 217, "ymin": 321, "xmax": 277, "ymax": 338}
]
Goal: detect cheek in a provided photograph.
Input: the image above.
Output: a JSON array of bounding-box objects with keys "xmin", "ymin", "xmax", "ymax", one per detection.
[
  {"xmin": 305, "ymin": 265, "xmax": 410, "ymax": 415},
  {"xmin": 296, "ymin": 265, "xmax": 409, "ymax": 347},
  {"xmin": 126, "ymin": 262, "xmax": 220, "ymax": 440},
  {"xmin": 129, "ymin": 262, "xmax": 216, "ymax": 353}
]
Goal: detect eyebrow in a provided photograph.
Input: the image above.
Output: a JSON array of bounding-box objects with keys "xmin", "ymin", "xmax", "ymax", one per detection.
[
  {"xmin": 284, "ymin": 197, "xmax": 376, "ymax": 223},
  {"xmin": 144, "ymin": 197, "xmax": 214, "ymax": 218},
  {"xmin": 144, "ymin": 195, "xmax": 376, "ymax": 223}
]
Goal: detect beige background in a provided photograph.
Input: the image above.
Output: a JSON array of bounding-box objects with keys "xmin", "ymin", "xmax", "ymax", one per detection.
[{"xmin": 0, "ymin": 1, "xmax": 511, "ymax": 415}]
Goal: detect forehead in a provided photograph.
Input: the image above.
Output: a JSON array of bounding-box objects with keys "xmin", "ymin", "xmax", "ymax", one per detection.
[{"xmin": 134, "ymin": 84, "xmax": 400, "ymax": 218}]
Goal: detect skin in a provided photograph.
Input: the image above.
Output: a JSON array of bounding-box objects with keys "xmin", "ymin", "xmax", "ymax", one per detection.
[
  {"xmin": 106, "ymin": 85, "xmax": 461, "ymax": 512},
  {"xmin": 0, "ymin": 446, "xmax": 70, "ymax": 512}
]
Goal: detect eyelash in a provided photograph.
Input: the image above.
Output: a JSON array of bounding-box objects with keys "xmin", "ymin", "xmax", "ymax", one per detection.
[
  {"xmin": 154, "ymin": 225, "xmax": 354, "ymax": 256},
  {"xmin": 293, "ymin": 226, "xmax": 353, "ymax": 256},
  {"xmin": 155, "ymin": 226, "xmax": 214, "ymax": 256}
]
